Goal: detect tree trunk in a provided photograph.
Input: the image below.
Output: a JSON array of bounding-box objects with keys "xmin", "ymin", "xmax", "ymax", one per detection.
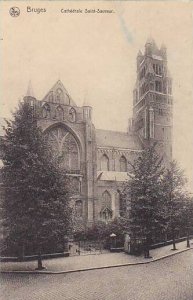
[
  {"xmin": 144, "ymin": 236, "xmax": 151, "ymax": 258},
  {"xmin": 172, "ymin": 230, "xmax": 177, "ymax": 250},
  {"xmin": 36, "ymin": 253, "xmax": 45, "ymax": 270},
  {"xmin": 187, "ymin": 228, "xmax": 190, "ymax": 248},
  {"xmin": 144, "ymin": 246, "xmax": 150, "ymax": 258},
  {"xmin": 172, "ymin": 238, "xmax": 176, "ymax": 250}
]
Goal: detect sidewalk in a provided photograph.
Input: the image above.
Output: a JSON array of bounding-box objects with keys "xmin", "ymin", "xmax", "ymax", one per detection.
[{"xmin": 1, "ymin": 240, "xmax": 192, "ymax": 274}]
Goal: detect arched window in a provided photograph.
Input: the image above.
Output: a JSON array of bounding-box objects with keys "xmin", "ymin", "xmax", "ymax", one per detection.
[
  {"xmin": 62, "ymin": 134, "xmax": 79, "ymax": 170},
  {"xmin": 100, "ymin": 207, "xmax": 112, "ymax": 221},
  {"xmin": 100, "ymin": 154, "xmax": 109, "ymax": 171},
  {"xmin": 100, "ymin": 190, "xmax": 112, "ymax": 220},
  {"xmin": 49, "ymin": 92, "xmax": 54, "ymax": 103},
  {"xmin": 42, "ymin": 103, "xmax": 51, "ymax": 119},
  {"xmin": 45, "ymin": 126, "xmax": 80, "ymax": 171},
  {"xmin": 100, "ymin": 191, "xmax": 113, "ymax": 221},
  {"xmin": 102, "ymin": 190, "xmax": 112, "ymax": 210},
  {"xmin": 56, "ymin": 88, "xmax": 64, "ymax": 104},
  {"xmin": 75, "ymin": 200, "xmax": 82, "ymax": 217},
  {"xmin": 69, "ymin": 108, "xmax": 76, "ymax": 122},
  {"xmin": 71, "ymin": 177, "xmax": 80, "ymax": 194},
  {"xmin": 55, "ymin": 106, "xmax": 63, "ymax": 120},
  {"xmin": 155, "ymin": 81, "xmax": 162, "ymax": 93},
  {"xmin": 120, "ymin": 156, "xmax": 127, "ymax": 172}
]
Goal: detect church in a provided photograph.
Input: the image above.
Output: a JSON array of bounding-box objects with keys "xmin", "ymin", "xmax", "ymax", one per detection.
[{"xmin": 1, "ymin": 39, "xmax": 173, "ymax": 226}]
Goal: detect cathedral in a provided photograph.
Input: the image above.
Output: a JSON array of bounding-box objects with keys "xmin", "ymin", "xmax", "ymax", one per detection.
[{"xmin": 1, "ymin": 39, "xmax": 173, "ymax": 226}]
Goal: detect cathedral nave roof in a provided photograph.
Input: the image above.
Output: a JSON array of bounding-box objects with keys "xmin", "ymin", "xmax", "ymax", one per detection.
[{"xmin": 95, "ymin": 129, "xmax": 142, "ymax": 150}]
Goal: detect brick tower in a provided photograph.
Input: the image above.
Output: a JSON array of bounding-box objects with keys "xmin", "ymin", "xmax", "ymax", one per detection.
[{"xmin": 132, "ymin": 38, "xmax": 173, "ymax": 165}]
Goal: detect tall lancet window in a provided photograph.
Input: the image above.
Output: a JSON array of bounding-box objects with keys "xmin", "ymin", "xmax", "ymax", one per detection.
[
  {"xmin": 55, "ymin": 106, "xmax": 64, "ymax": 120},
  {"xmin": 155, "ymin": 81, "xmax": 162, "ymax": 93},
  {"xmin": 120, "ymin": 156, "xmax": 127, "ymax": 172},
  {"xmin": 100, "ymin": 190, "xmax": 112, "ymax": 221},
  {"xmin": 149, "ymin": 108, "xmax": 155, "ymax": 138},
  {"xmin": 100, "ymin": 154, "xmax": 109, "ymax": 171},
  {"xmin": 144, "ymin": 108, "xmax": 148, "ymax": 138},
  {"xmin": 49, "ymin": 92, "xmax": 54, "ymax": 103},
  {"xmin": 69, "ymin": 108, "xmax": 76, "ymax": 122},
  {"xmin": 102, "ymin": 191, "xmax": 111, "ymax": 208},
  {"xmin": 56, "ymin": 88, "xmax": 64, "ymax": 104},
  {"xmin": 75, "ymin": 200, "xmax": 82, "ymax": 217},
  {"xmin": 42, "ymin": 103, "xmax": 51, "ymax": 119}
]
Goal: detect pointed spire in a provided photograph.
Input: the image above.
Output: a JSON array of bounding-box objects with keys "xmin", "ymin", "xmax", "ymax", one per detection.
[
  {"xmin": 145, "ymin": 36, "xmax": 158, "ymax": 56},
  {"xmin": 146, "ymin": 36, "xmax": 155, "ymax": 45},
  {"xmin": 160, "ymin": 43, "xmax": 167, "ymax": 59},
  {"xmin": 83, "ymin": 90, "xmax": 91, "ymax": 107},
  {"xmin": 161, "ymin": 42, "xmax": 166, "ymax": 49},
  {"xmin": 137, "ymin": 50, "xmax": 143, "ymax": 66},
  {"xmin": 137, "ymin": 50, "xmax": 143, "ymax": 57},
  {"xmin": 26, "ymin": 80, "xmax": 35, "ymax": 98}
]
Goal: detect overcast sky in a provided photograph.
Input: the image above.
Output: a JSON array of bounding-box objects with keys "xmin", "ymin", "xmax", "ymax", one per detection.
[{"xmin": 0, "ymin": 1, "xmax": 193, "ymax": 191}]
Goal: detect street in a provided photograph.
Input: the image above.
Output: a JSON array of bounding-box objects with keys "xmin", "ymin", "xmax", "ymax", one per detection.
[{"xmin": 1, "ymin": 251, "xmax": 193, "ymax": 300}]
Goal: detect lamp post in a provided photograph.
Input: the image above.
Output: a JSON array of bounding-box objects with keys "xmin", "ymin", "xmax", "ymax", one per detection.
[{"xmin": 110, "ymin": 233, "xmax": 117, "ymax": 249}]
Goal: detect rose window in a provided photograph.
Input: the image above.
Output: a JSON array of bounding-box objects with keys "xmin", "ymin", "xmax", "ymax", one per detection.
[{"xmin": 45, "ymin": 126, "xmax": 80, "ymax": 171}]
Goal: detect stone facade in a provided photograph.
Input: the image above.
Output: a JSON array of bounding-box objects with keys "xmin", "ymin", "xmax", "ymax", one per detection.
[{"xmin": 0, "ymin": 39, "xmax": 173, "ymax": 227}]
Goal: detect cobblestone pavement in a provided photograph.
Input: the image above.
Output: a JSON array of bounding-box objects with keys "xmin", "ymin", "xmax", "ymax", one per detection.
[
  {"xmin": 1, "ymin": 251, "xmax": 193, "ymax": 300},
  {"xmin": 1, "ymin": 241, "xmax": 191, "ymax": 272}
]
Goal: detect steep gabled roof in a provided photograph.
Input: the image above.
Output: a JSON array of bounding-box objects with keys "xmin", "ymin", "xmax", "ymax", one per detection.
[
  {"xmin": 96, "ymin": 129, "xmax": 142, "ymax": 150},
  {"xmin": 146, "ymin": 36, "xmax": 156, "ymax": 45},
  {"xmin": 42, "ymin": 80, "xmax": 77, "ymax": 106}
]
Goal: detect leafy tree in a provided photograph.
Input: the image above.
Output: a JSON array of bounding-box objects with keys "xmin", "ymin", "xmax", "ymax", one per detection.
[
  {"xmin": 162, "ymin": 161, "xmax": 189, "ymax": 250},
  {"xmin": 1, "ymin": 102, "xmax": 72, "ymax": 268},
  {"xmin": 180, "ymin": 196, "xmax": 193, "ymax": 247},
  {"xmin": 122, "ymin": 144, "xmax": 165, "ymax": 258},
  {"xmin": 73, "ymin": 218, "xmax": 126, "ymax": 249}
]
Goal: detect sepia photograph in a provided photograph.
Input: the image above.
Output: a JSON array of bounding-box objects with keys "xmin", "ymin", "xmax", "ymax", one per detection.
[{"xmin": 0, "ymin": 1, "xmax": 193, "ymax": 299}]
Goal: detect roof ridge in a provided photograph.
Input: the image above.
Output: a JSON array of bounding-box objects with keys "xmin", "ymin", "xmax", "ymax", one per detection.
[
  {"xmin": 96, "ymin": 128, "xmax": 142, "ymax": 150},
  {"xmin": 96, "ymin": 128, "xmax": 129, "ymax": 134}
]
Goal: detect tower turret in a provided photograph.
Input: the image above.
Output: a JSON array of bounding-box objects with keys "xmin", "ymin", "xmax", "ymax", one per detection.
[
  {"xmin": 26, "ymin": 80, "xmax": 34, "ymax": 98},
  {"xmin": 137, "ymin": 50, "xmax": 143, "ymax": 67},
  {"xmin": 160, "ymin": 43, "xmax": 167, "ymax": 60},
  {"xmin": 145, "ymin": 37, "xmax": 155, "ymax": 56},
  {"xmin": 24, "ymin": 80, "xmax": 36, "ymax": 106},
  {"xmin": 83, "ymin": 106, "xmax": 92, "ymax": 122}
]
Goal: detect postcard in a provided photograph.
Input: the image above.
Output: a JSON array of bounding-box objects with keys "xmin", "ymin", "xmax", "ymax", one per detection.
[{"xmin": 0, "ymin": 1, "xmax": 193, "ymax": 299}]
